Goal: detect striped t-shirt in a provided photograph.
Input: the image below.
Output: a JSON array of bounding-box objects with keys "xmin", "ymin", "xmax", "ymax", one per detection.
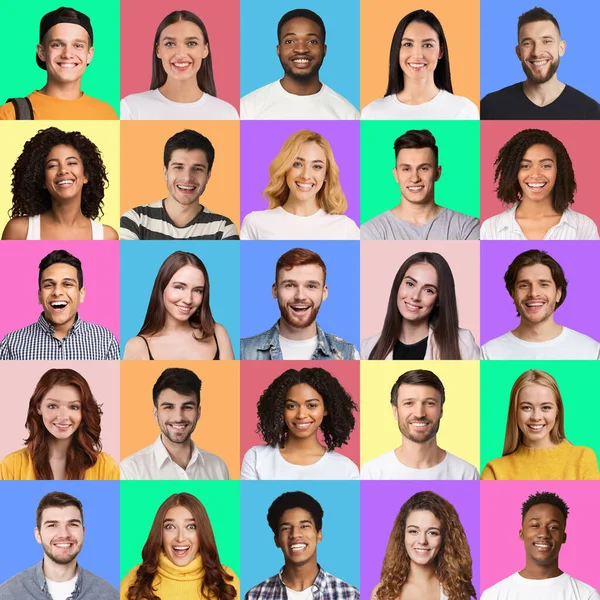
[{"xmin": 120, "ymin": 200, "xmax": 239, "ymax": 240}]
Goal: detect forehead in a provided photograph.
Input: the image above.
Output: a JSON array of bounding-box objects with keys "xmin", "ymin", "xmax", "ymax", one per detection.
[
  {"xmin": 40, "ymin": 262, "xmax": 79, "ymax": 284},
  {"xmin": 524, "ymin": 502, "xmax": 565, "ymax": 525},
  {"xmin": 277, "ymin": 263, "xmax": 325, "ymax": 284},
  {"xmin": 168, "ymin": 148, "xmax": 208, "ymax": 167},
  {"xmin": 40, "ymin": 505, "xmax": 82, "ymax": 524},
  {"xmin": 41, "ymin": 384, "xmax": 81, "ymax": 404},
  {"xmin": 518, "ymin": 383, "xmax": 557, "ymax": 404},
  {"xmin": 167, "ymin": 265, "xmax": 205, "ymax": 286},
  {"xmin": 156, "ymin": 387, "xmax": 199, "ymax": 407},
  {"xmin": 402, "ymin": 21, "xmax": 439, "ymax": 41},
  {"xmin": 164, "ymin": 504, "xmax": 195, "ymax": 521},
  {"xmin": 396, "ymin": 147, "xmax": 436, "ymax": 166},
  {"xmin": 519, "ymin": 19, "xmax": 560, "ymax": 41},
  {"xmin": 293, "ymin": 141, "xmax": 327, "ymax": 163},
  {"xmin": 160, "ymin": 20, "xmax": 204, "ymax": 41},
  {"xmin": 279, "ymin": 507, "xmax": 315, "ymax": 527},
  {"xmin": 287, "ymin": 383, "xmax": 322, "ymax": 401},
  {"xmin": 46, "ymin": 144, "xmax": 81, "ymax": 162},
  {"xmin": 45, "ymin": 22, "xmax": 90, "ymax": 45},
  {"xmin": 397, "ymin": 383, "xmax": 441, "ymax": 402},
  {"xmin": 280, "ymin": 17, "xmax": 323, "ymax": 40},
  {"xmin": 403, "ymin": 263, "xmax": 438, "ymax": 285},
  {"xmin": 406, "ymin": 509, "xmax": 442, "ymax": 528},
  {"xmin": 516, "ymin": 263, "xmax": 555, "ymax": 283},
  {"xmin": 522, "ymin": 143, "xmax": 555, "ymax": 160}
]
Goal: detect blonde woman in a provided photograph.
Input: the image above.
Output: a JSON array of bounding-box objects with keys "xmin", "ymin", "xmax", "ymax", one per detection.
[
  {"xmin": 240, "ymin": 130, "xmax": 359, "ymax": 240},
  {"xmin": 481, "ymin": 370, "xmax": 599, "ymax": 480}
]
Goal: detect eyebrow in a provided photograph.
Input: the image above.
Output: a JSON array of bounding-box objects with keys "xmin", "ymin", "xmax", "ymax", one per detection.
[
  {"xmin": 404, "ymin": 275, "xmax": 438, "ymax": 289},
  {"xmin": 170, "ymin": 162, "xmax": 207, "ymax": 168},
  {"xmin": 47, "ymin": 37, "xmax": 88, "ymax": 44},
  {"xmin": 516, "ymin": 278, "xmax": 554, "ymax": 285},
  {"xmin": 163, "ymin": 517, "xmax": 196, "ymax": 523},
  {"xmin": 401, "ymin": 37, "xmax": 437, "ymax": 43},
  {"xmin": 397, "ymin": 162, "xmax": 433, "ymax": 168},
  {"xmin": 279, "ymin": 519, "xmax": 314, "ymax": 529},
  {"xmin": 162, "ymin": 35, "xmax": 201, "ymax": 41},
  {"xmin": 520, "ymin": 35, "xmax": 556, "ymax": 43},
  {"xmin": 41, "ymin": 277, "xmax": 78, "ymax": 285},
  {"xmin": 529, "ymin": 516, "xmax": 561, "ymax": 524},
  {"xmin": 171, "ymin": 280, "xmax": 204, "ymax": 287},
  {"xmin": 520, "ymin": 158, "xmax": 555, "ymax": 163},
  {"xmin": 400, "ymin": 396, "xmax": 439, "ymax": 402},
  {"xmin": 282, "ymin": 32, "xmax": 320, "ymax": 38},
  {"xmin": 46, "ymin": 156, "xmax": 79, "ymax": 164},
  {"xmin": 294, "ymin": 156, "xmax": 325, "ymax": 164},
  {"xmin": 44, "ymin": 519, "xmax": 82, "ymax": 525},
  {"xmin": 280, "ymin": 279, "xmax": 322, "ymax": 285}
]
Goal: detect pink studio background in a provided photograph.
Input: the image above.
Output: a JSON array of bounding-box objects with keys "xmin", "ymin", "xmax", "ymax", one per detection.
[
  {"xmin": 480, "ymin": 481, "xmax": 600, "ymax": 591},
  {"xmin": 0, "ymin": 241, "xmax": 120, "ymax": 340},
  {"xmin": 0, "ymin": 361, "xmax": 120, "ymax": 462},
  {"xmin": 239, "ymin": 361, "xmax": 360, "ymax": 466},
  {"xmin": 360, "ymin": 241, "xmax": 480, "ymax": 344},
  {"xmin": 480, "ymin": 121, "xmax": 600, "ymax": 225},
  {"xmin": 120, "ymin": 0, "xmax": 240, "ymax": 110}
]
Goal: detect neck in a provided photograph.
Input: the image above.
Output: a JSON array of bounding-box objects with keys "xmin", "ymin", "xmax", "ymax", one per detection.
[
  {"xmin": 396, "ymin": 437, "xmax": 444, "ymax": 469},
  {"xmin": 164, "ymin": 196, "xmax": 203, "ymax": 220},
  {"xmin": 397, "ymin": 78, "xmax": 439, "ymax": 104},
  {"xmin": 392, "ymin": 198, "xmax": 440, "ymax": 224},
  {"xmin": 522, "ymin": 77, "xmax": 565, "ymax": 104},
  {"xmin": 48, "ymin": 436, "xmax": 72, "ymax": 459},
  {"xmin": 283, "ymin": 433, "xmax": 323, "ymax": 453},
  {"xmin": 282, "ymin": 197, "xmax": 320, "ymax": 216},
  {"xmin": 45, "ymin": 313, "xmax": 76, "ymax": 340},
  {"xmin": 515, "ymin": 198, "xmax": 557, "ymax": 217},
  {"xmin": 520, "ymin": 559, "xmax": 562, "ymax": 580},
  {"xmin": 400, "ymin": 320, "xmax": 430, "ymax": 345},
  {"xmin": 280, "ymin": 75, "xmax": 322, "ymax": 96},
  {"xmin": 512, "ymin": 318, "xmax": 561, "ymax": 342},
  {"xmin": 47, "ymin": 200, "xmax": 86, "ymax": 225},
  {"xmin": 40, "ymin": 78, "xmax": 83, "ymax": 101},
  {"xmin": 282, "ymin": 560, "xmax": 320, "ymax": 591},
  {"xmin": 161, "ymin": 434, "xmax": 193, "ymax": 469},
  {"xmin": 407, "ymin": 561, "xmax": 438, "ymax": 582},
  {"xmin": 161, "ymin": 312, "xmax": 195, "ymax": 334},
  {"xmin": 159, "ymin": 79, "xmax": 204, "ymax": 103},
  {"xmin": 278, "ymin": 318, "xmax": 318, "ymax": 341},
  {"xmin": 42, "ymin": 557, "xmax": 77, "ymax": 583},
  {"xmin": 522, "ymin": 436, "xmax": 558, "ymax": 450}
]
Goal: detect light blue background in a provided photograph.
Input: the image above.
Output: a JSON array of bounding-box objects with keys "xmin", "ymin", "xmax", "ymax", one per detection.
[
  {"xmin": 0, "ymin": 481, "xmax": 120, "ymax": 588},
  {"xmin": 480, "ymin": 0, "xmax": 600, "ymax": 101},
  {"xmin": 240, "ymin": 480, "xmax": 360, "ymax": 596},
  {"xmin": 239, "ymin": 240, "xmax": 360, "ymax": 350},
  {"xmin": 120, "ymin": 241, "xmax": 240, "ymax": 359},
  {"xmin": 240, "ymin": 0, "xmax": 360, "ymax": 109}
]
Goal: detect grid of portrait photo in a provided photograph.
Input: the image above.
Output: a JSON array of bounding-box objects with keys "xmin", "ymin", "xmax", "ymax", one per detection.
[{"xmin": 1, "ymin": 1, "xmax": 600, "ymax": 599}]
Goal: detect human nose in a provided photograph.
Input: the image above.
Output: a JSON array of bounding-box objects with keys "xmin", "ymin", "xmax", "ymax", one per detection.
[
  {"xmin": 294, "ymin": 286, "xmax": 307, "ymax": 300},
  {"xmin": 410, "ymin": 286, "xmax": 422, "ymax": 300},
  {"xmin": 297, "ymin": 404, "xmax": 308, "ymax": 419},
  {"xmin": 417, "ymin": 531, "xmax": 428, "ymax": 545},
  {"xmin": 409, "ymin": 169, "xmax": 422, "ymax": 182},
  {"xmin": 530, "ymin": 407, "xmax": 543, "ymax": 420},
  {"xmin": 414, "ymin": 403, "xmax": 426, "ymax": 418}
]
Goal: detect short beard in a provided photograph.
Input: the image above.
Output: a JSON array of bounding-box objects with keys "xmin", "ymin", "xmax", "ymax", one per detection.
[
  {"xmin": 42, "ymin": 542, "xmax": 81, "ymax": 566},
  {"xmin": 521, "ymin": 57, "xmax": 559, "ymax": 84},
  {"xmin": 399, "ymin": 419, "xmax": 440, "ymax": 444},
  {"xmin": 280, "ymin": 57, "xmax": 323, "ymax": 82},
  {"xmin": 159, "ymin": 422, "xmax": 196, "ymax": 445},
  {"xmin": 278, "ymin": 300, "xmax": 320, "ymax": 329}
]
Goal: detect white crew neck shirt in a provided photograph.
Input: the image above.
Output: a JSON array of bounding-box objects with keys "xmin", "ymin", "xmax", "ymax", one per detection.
[
  {"xmin": 286, "ymin": 587, "xmax": 314, "ymax": 600},
  {"xmin": 46, "ymin": 574, "xmax": 78, "ymax": 600},
  {"xmin": 279, "ymin": 334, "xmax": 319, "ymax": 360},
  {"xmin": 120, "ymin": 89, "xmax": 239, "ymax": 120},
  {"xmin": 481, "ymin": 572, "xmax": 600, "ymax": 599}
]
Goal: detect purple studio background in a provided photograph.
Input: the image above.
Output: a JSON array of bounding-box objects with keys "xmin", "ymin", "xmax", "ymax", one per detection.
[
  {"xmin": 480, "ymin": 240, "xmax": 600, "ymax": 344},
  {"xmin": 360, "ymin": 480, "xmax": 481, "ymax": 597},
  {"xmin": 240, "ymin": 120, "xmax": 360, "ymax": 225}
]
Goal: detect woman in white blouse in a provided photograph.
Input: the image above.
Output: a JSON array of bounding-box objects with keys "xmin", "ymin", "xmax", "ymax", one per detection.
[{"xmin": 481, "ymin": 129, "xmax": 599, "ymax": 240}]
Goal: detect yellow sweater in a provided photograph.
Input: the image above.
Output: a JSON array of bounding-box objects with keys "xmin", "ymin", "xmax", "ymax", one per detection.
[
  {"xmin": 481, "ymin": 440, "xmax": 600, "ymax": 480},
  {"xmin": 120, "ymin": 553, "xmax": 240, "ymax": 600},
  {"xmin": 0, "ymin": 447, "xmax": 120, "ymax": 480}
]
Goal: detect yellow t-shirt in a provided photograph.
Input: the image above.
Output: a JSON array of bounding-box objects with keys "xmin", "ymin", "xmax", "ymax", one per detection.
[
  {"xmin": 0, "ymin": 447, "xmax": 120, "ymax": 480},
  {"xmin": 0, "ymin": 90, "xmax": 118, "ymax": 120}
]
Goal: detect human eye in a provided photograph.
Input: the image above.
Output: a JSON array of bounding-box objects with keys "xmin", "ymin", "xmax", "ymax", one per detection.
[
  {"xmin": 428, "ymin": 530, "xmax": 440, "ymax": 537},
  {"xmin": 519, "ymin": 163, "xmax": 530, "ymax": 169},
  {"xmin": 193, "ymin": 166, "xmax": 204, "ymax": 172},
  {"xmin": 193, "ymin": 287, "xmax": 204, "ymax": 294},
  {"xmin": 405, "ymin": 280, "xmax": 414, "ymax": 287},
  {"xmin": 313, "ymin": 164, "xmax": 323, "ymax": 170},
  {"xmin": 187, "ymin": 523, "xmax": 197, "ymax": 529},
  {"xmin": 402, "ymin": 42, "xmax": 412, "ymax": 47},
  {"xmin": 293, "ymin": 160, "xmax": 303, "ymax": 168},
  {"xmin": 174, "ymin": 284, "xmax": 184, "ymax": 290},
  {"xmin": 423, "ymin": 43, "xmax": 434, "ymax": 48},
  {"xmin": 407, "ymin": 528, "xmax": 418, "ymax": 534},
  {"xmin": 70, "ymin": 405, "xmax": 81, "ymax": 411},
  {"xmin": 164, "ymin": 523, "xmax": 174, "ymax": 529},
  {"xmin": 188, "ymin": 41, "xmax": 198, "ymax": 46},
  {"xmin": 403, "ymin": 401, "xmax": 413, "ymax": 407},
  {"xmin": 47, "ymin": 403, "xmax": 58, "ymax": 409},
  {"xmin": 164, "ymin": 41, "xmax": 175, "ymax": 47}
]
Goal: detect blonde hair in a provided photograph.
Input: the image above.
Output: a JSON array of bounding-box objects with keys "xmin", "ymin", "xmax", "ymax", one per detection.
[
  {"xmin": 502, "ymin": 370, "xmax": 567, "ymax": 456},
  {"xmin": 262, "ymin": 130, "xmax": 348, "ymax": 214}
]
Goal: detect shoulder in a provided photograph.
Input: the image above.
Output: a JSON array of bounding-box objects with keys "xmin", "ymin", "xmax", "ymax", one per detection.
[
  {"xmin": 321, "ymin": 570, "xmax": 359, "ymax": 596},
  {"xmin": 480, "ymin": 211, "xmax": 512, "ymax": 239},
  {"xmin": 120, "ymin": 564, "xmax": 141, "ymax": 594},
  {"xmin": 442, "ymin": 91, "xmax": 479, "ymax": 118},
  {"xmin": 480, "ymin": 573, "xmax": 516, "ymax": 597},
  {"xmin": 320, "ymin": 84, "xmax": 360, "ymax": 116},
  {"xmin": 80, "ymin": 320, "xmax": 117, "ymax": 339},
  {"xmin": 444, "ymin": 452, "xmax": 480, "ymax": 478},
  {"xmin": 565, "ymin": 573, "xmax": 600, "ymax": 595},
  {"xmin": 244, "ymin": 445, "xmax": 270, "ymax": 460},
  {"xmin": 245, "ymin": 574, "xmax": 280, "ymax": 599},
  {"xmin": 360, "ymin": 333, "xmax": 382, "ymax": 359},
  {"xmin": 456, "ymin": 328, "xmax": 480, "ymax": 358},
  {"xmin": 2, "ymin": 217, "xmax": 28, "ymax": 240},
  {"xmin": 203, "ymin": 93, "xmax": 239, "ymax": 118},
  {"xmin": 361, "ymin": 211, "xmax": 396, "ymax": 240},
  {"xmin": 565, "ymin": 85, "xmax": 600, "ymax": 106},
  {"xmin": 327, "ymin": 450, "xmax": 359, "ymax": 470},
  {"xmin": 241, "ymin": 82, "xmax": 277, "ymax": 107},
  {"xmin": 482, "ymin": 83, "xmax": 521, "ymax": 103},
  {"xmin": 0, "ymin": 564, "xmax": 39, "ymax": 595},
  {"xmin": 80, "ymin": 567, "xmax": 118, "ymax": 594},
  {"xmin": 0, "ymin": 99, "xmax": 18, "ymax": 119},
  {"xmin": 102, "ymin": 224, "xmax": 119, "ymax": 240},
  {"xmin": 93, "ymin": 452, "xmax": 120, "ymax": 480},
  {"xmin": 214, "ymin": 322, "xmax": 231, "ymax": 340},
  {"xmin": 123, "ymin": 336, "xmax": 149, "ymax": 360},
  {"xmin": 443, "ymin": 207, "xmax": 480, "ymax": 226},
  {"xmin": 562, "ymin": 327, "xmax": 600, "ymax": 348},
  {"xmin": 82, "ymin": 95, "xmax": 118, "ymax": 119},
  {"xmin": 360, "ymin": 451, "xmax": 394, "ymax": 479},
  {"xmin": 0, "ymin": 447, "xmax": 30, "ymax": 476},
  {"xmin": 565, "ymin": 209, "xmax": 600, "ymax": 238},
  {"xmin": 121, "ymin": 91, "xmax": 153, "ymax": 106},
  {"xmin": 360, "ymin": 95, "xmax": 394, "ymax": 119}
]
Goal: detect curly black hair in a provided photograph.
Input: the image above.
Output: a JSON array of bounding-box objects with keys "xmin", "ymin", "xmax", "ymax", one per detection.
[
  {"xmin": 493, "ymin": 128, "xmax": 576, "ymax": 214},
  {"xmin": 521, "ymin": 491, "xmax": 569, "ymax": 523},
  {"xmin": 10, "ymin": 127, "xmax": 108, "ymax": 220},
  {"xmin": 256, "ymin": 367, "xmax": 357, "ymax": 452}
]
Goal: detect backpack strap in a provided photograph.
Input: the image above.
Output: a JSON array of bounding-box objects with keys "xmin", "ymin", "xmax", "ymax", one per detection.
[{"xmin": 6, "ymin": 97, "xmax": 34, "ymax": 120}]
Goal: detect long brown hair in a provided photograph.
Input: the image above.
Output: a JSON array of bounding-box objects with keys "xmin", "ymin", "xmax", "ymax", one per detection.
[
  {"xmin": 369, "ymin": 252, "xmax": 461, "ymax": 360},
  {"xmin": 126, "ymin": 493, "xmax": 237, "ymax": 600},
  {"xmin": 377, "ymin": 491, "xmax": 476, "ymax": 600},
  {"xmin": 151, "ymin": 10, "xmax": 217, "ymax": 96},
  {"xmin": 137, "ymin": 251, "xmax": 216, "ymax": 340},
  {"xmin": 25, "ymin": 369, "xmax": 103, "ymax": 480},
  {"xmin": 502, "ymin": 370, "xmax": 567, "ymax": 456}
]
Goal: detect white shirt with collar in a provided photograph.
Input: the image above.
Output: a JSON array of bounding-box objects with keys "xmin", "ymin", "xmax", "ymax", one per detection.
[
  {"xmin": 120, "ymin": 435, "xmax": 230, "ymax": 480},
  {"xmin": 480, "ymin": 203, "xmax": 600, "ymax": 240}
]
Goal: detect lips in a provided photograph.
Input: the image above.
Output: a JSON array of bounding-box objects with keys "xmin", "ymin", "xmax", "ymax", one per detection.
[
  {"xmin": 175, "ymin": 304, "xmax": 194, "ymax": 315},
  {"xmin": 406, "ymin": 185, "xmax": 424, "ymax": 192},
  {"xmin": 172, "ymin": 545, "xmax": 191, "ymax": 557},
  {"xmin": 176, "ymin": 184, "xmax": 196, "ymax": 193},
  {"xmin": 291, "ymin": 57, "xmax": 313, "ymax": 67},
  {"xmin": 50, "ymin": 301, "xmax": 68, "ymax": 311},
  {"xmin": 56, "ymin": 179, "xmax": 75, "ymax": 187},
  {"xmin": 403, "ymin": 301, "xmax": 422, "ymax": 312},
  {"xmin": 409, "ymin": 421, "xmax": 430, "ymax": 430},
  {"xmin": 407, "ymin": 62, "xmax": 426, "ymax": 70},
  {"xmin": 289, "ymin": 304, "xmax": 311, "ymax": 315},
  {"xmin": 289, "ymin": 543, "xmax": 308, "ymax": 553},
  {"xmin": 52, "ymin": 422, "xmax": 72, "ymax": 432},
  {"xmin": 171, "ymin": 61, "xmax": 192, "ymax": 71},
  {"xmin": 292, "ymin": 421, "xmax": 313, "ymax": 431},
  {"xmin": 295, "ymin": 181, "xmax": 315, "ymax": 191},
  {"xmin": 527, "ymin": 423, "xmax": 545, "ymax": 432}
]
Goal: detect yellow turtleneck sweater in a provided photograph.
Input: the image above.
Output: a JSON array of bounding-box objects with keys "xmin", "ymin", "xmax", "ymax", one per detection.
[
  {"xmin": 120, "ymin": 553, "xmax": 240, "ymax": 600},
  {"xmin": 481, "ymin": 440, "xmax": 600, "ymax": 480}
]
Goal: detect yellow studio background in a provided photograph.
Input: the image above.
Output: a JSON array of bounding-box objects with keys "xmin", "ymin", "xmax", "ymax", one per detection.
[
  {"xmin": 0, "ymin": 121, "xmax": 121, "ymax": 234},
  {"xmin": 360, "ymin": 361, "xmax": 480, "ymax": 469}
]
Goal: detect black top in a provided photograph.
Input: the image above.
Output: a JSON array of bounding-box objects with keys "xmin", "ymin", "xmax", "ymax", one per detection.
[
  {"xmin": 393, "ymin": 336, "xmax": 428, "ymax": 360},
  {"xmin": 138, "ymin": 334, "xmax": 220, "ymax": 360},
  {"xmin": 481, "ymin": 82, "xmax": 600, "ymax": 120}
]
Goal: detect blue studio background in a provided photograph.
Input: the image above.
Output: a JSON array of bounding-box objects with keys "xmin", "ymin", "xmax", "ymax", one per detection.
[
  {"xmin": 240, "ymin": 0, "xmax": 360, "ymax": 110},
  {"xmin": 480, "ymin": 0, "xmax": 600, "ymax": 101},
  {"xmin": 239, "ymin": 240, "xmax": 360, "ymax": 350},
  {"xmin": 120, "ymin": 240, "xmax": 241, "ymax": 359},
  {"xmin": 240, "ymin": 480, "xmax": 360, "ymax": 596},
  {"xmin": 0, "ymin": 481, "xmax": 120, "ymax": 588}
]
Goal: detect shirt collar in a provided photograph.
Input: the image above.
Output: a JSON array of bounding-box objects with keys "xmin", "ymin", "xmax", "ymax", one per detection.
[
  {"xmin": 259, "ymin": 321, "xmax": 334, "ymax": 357},
  {"xmin": 152, "ymin": 435, "xmax": 203, "ymax": 470},
  {"xmin": 34, "ymin": 559, "xmax": 83, "ymax": 595},
  {"xmin": 36, "ymin": 312, "xmax": 82, "ymax": 335},
  {"xmin": 497, "ymin": 203, "xmax": 576, "ymax": 232},
  {"xmin": 277, "ymin": 565, "xmax": 327, "ymax": 591}
]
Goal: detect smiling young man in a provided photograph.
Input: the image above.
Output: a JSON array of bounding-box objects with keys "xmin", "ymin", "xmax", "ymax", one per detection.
[
  {"xmin": 120, "ymin": 367, "xmax": 229, "ymax": 480},
  {"xmin": 481, "ymin": 7, "xmax": 600, "ymax": 120},
  {"xmin": 240, "ymin": 9, "xmax": 359, "ymax": 120},
  {"xmin": 361, "ymin": 370, "xmax": 479, "ymax": 480},
  {"xmin": 245, "ymin": 492, "xmax": 358, "ymax": 600},
  {"xmin": 481, "ymin": 492, "xmax": 600, "ymax": 599},
  {"xmin": 120, "ymin": 129, "xmax": 238, "ymax": 240},
  {"xmin": 0, "ymin": 491, "xmax": 118, "ymax": 599},
  {"xmin": 360, "ymin": 130, "xmax": 480, "ymax": 240},
  {"xmin": 0, "ymin": 250, "xmax": 119, "ymax": 360},
  {"xmin": 0, "ymin": 7, "xmax": 117, "ymax": 120},
  {"xmin": 240, "ymin": 248, "xmax": 358, "ymax": 360},
  {"xmin": 481, "ymin": 249, "xmax": 600, "ymax": 359}
]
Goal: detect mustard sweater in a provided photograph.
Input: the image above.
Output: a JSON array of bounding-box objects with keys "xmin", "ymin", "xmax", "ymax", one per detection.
[
  {"xmin": 0, "ymin": 447, "xmax": 120, "ymax": 480},
  {"xmin": 120, "ymin": 553, "xmax": 240, "ymax": 600},
  {"xmin": 481, "ymin": 441, "xmax": 600, "ymax": 480}
]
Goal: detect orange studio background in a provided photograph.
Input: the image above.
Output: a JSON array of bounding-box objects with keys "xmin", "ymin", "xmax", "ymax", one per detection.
[
  {"xmin": 360, "ymin": 0, "xmax": 480, "ymax": 110},
  {"xmin": 120, "ymin": 361, "xmax": 240, "ymax": 478}
]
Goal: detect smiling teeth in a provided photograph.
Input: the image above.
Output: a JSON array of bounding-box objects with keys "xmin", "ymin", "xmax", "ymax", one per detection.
[
  {"xmin": 177, "ymin": 185, "xmax": 195, "ymax": 190},
  {"xmin": 529, "ymin": 424, "xmax": 544, "ymax": 430},
  {"xmin": 411, "ymin": 422, "xmax": 428, "ymax": 428},
  {"xmin": 51, "ymin": 302, "xmax": 68, "ymax": 308},
  {"xmin": 296, "ymin": 183, "xmax": 313, "ymax": 189},
  {"xmin": 527, "ymin": 183, "xmax": 546, "ymax": 188},
  {"xmin": 55, "ymin": 543, "xmax": 72, "ymax": 547},
  {"xmin": 291, "ymin": 543, "xmax": 307, "ymax": 550},
  {"xmin": 293, "ymin": 59, "xmax": 310, "ymax": 63},
  {"xmin": 57, "ymin": 180, "xmax": 74, "ymax": 185},
  {"xmin": 173, "ymin": 62, "xmax": 191, "ymax": 67},
  {"xmin": 407, "ymin": 186, "xmax": 424, "ymax": 191}
]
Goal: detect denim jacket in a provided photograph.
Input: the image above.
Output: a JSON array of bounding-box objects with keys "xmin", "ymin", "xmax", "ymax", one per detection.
[{"xmin": 240, "ymin": 321, "xmax": 358, "ymax": 360}]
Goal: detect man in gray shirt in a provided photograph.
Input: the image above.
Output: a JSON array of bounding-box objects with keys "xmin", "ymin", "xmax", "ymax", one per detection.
[
  {"xmin": 361, "ymin": 129, "xmax": 480, "ymax": 240},
  {"xmin": 0, "ymin": 491, "xmax": 118, "ymax": 599}
]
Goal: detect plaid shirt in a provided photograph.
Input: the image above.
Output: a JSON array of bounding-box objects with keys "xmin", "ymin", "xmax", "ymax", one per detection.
[
  {"xmin": 0, "ymin": 313, "xmax": 119, "ymax": 360},
  {"xmin": 245, "ymin": 566, "xmax": 359, "ymax": 600}
]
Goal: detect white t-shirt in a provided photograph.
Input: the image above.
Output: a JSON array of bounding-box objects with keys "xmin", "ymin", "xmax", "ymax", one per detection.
[
  {"xmin": 481, "ymin": 572, "xmax": 600, "ymax": 599},
  {"xmin": 120, "ymin": 89, "xmax": 239, "ymax": 120},
  {"xmin": 286, "ymin": 587, "xmax": 314, "ymax": 600},
  {"xmin": 279, "ymin": 334, "xmax": 319, "ymax": 360},
  {"xmin": 361, "ymin": 90, "xmax": 479, "ymax": 120},
  {"xmin": 481, "ymin": 327, "xmax": 600, "ymax": 360},
  {"xmin": 241, "ymin": 80, "xmax": 360, "ymax": 120},
  {"xmin": 241, "ymin": 444, "xmax": 359, "ymax": 480},
  {"xmin": 240, "ymin": 207, "xmax": 360, "ymax": 240},
  {"xmin": 46, "ymin": 575, "xmax": 77, "ymax": 600},
  {"xmin": 360, "ymin": 449, "xmax": 479, "ymax": 480}
]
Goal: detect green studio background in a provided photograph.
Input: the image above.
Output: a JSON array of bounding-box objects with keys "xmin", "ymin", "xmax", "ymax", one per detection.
[
  {"xmin": 0, "ymin": 0, "xmax": 120, "ymax": 114},
  {"xmin": 120, "ymin": 481, "xmax": 240, "ymax": 580},
  {"xmin": 480, "ymin": 361, "xmax": 600, "ymax": 473},
  {"xmin": 360, "ymin": 120, "xmax": 480, "ymax": 224}
]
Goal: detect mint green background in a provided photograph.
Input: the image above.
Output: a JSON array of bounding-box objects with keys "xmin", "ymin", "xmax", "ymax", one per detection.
[
  {"xmin": 0, "ymin": 1, "xmax": 120, "ymax": 114},
  {"xmin": 120, "ymin": 481, "xmax": 240, "ymax": 580},
  {"xmin": 480, "ymin": 361, "xmax": 600, "ymax": 472},
  {"xmin": 359, "ymin": 120, "xmax": 480, "ymax": 223}
]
